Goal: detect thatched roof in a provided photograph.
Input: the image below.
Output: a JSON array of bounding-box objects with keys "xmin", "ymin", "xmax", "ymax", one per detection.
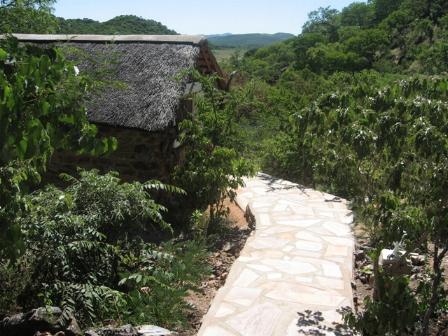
[{"xmin": 10, "ymin": 34, "xmax": 224, "ymax": 132}]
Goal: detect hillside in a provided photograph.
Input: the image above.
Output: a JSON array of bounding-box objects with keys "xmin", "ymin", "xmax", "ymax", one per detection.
[
  {"xmin": 240, "ymin": 1, "xmax": 448, "ymax": 77},
  {"xmin": 57, "ymin": 15, "xmax": 177, "ymax": 35},
  {"xmin": 207, "ymin": 33, "xmax": 295, "ymax": 49}
]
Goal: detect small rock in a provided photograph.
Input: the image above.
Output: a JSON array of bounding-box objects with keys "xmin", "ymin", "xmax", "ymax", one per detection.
[
  {"xmin": 0, "ymin": 307, "xmax": 81, "ymax": 336},
  {"xmin": 208, "ymin": 280, "xmax": 218, "ymax": 288},
  {"xmin": 137, "ymin": 325, "xmax": 173, "ymax": 335},
  {"xmin": 410, "ymin": 253, "xmax": 425, "ymax": 266},
  {"xmin": 351, "ymin": 281, "xmax": 357, "ymax": 290},
  {"xmin": 379, "ymin": 249, "xmax": 412, "ymax": 276},
  {"xmin": 222, "ymin": 242, "xmax": 233, "ymax": 252},
  {"xmin": 84, "ymin": 332, "xmax": 100, "ymax": 336},
  {"xmin": 86, "ymin": 324, "xmax": 137, "ymax": 336},
  {"xmin": 354, "ymin": 250, "xmax": 365, "ymax": 262}
]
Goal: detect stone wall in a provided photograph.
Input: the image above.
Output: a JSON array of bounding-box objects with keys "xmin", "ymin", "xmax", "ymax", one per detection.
[{"xmin": 48, "ymin": 124, "xmax": 182, "ymax": 183}]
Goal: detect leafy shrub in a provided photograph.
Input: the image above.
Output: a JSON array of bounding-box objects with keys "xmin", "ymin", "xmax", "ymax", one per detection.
[
  {"xmin": 0, "ymin": 37, "xmax": 116, "ymax": 257},
  {"xmin": 0, "ymin": 257, "xmax": 31, "ymax": 318},
  {"xmin": 120, "ymin": 239, "xmax": 211, "ymax": 329},
  {"xmin": 11, "ymin": 170, "xmax": 187, "ymax": 326},
  {"xmin": 0, "ymin": 0, "xmax": 58, "ymax": 34},
  {"xmin": 268, "ymin": 75, "xmax": 448, "ymax": 333},
  {"xmin": 344, "ymin": 276, "xmax": 419, "ymax": 335},
  {"xmin": 173, "ymin": 70, "xmax": 255, "ymax": 229}
]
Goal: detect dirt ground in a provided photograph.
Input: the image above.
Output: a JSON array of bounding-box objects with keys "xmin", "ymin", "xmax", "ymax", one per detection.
[{"xmin": 180, "ymin": 199, "xmax": 253, "ymax": 336}]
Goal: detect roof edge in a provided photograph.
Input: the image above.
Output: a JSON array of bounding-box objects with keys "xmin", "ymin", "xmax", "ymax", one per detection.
[{"xmin": 5, "ymin": 34, "xmax": 207, "ymax": 45}]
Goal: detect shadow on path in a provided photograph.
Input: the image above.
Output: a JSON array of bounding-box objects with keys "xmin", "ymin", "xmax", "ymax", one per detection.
[
  {"xmin": 258, "ymin": 173, "xmax": 308, "ymax": 194},
  {"xmin": 296, "ymin": 309, "xmax": 354, "ymax": 336}
]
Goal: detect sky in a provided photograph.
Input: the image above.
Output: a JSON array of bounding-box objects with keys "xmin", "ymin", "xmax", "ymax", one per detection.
[{"xmin": 54, "ymin": 0, "xmax": 361, "ymax": 35}]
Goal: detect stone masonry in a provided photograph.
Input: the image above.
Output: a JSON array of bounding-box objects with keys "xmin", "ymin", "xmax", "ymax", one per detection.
[
  {"xmin": 48, "ymin": 124, "xmax": 182, "ymax": 183},
  {"xmin": 198, "ymin": 173, "xmax": 355, "ymax": 336}
]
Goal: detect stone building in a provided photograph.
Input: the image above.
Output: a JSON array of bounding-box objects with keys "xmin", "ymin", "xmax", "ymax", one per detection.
[{"xmin": 13, "ymin": 34, "xmax": 225, "ymax": 182}]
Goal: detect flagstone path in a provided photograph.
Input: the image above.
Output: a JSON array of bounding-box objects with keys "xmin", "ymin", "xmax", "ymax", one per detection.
[{"xmin": 197, "ymin": 173, "xmax": 355, "ymax": 336}]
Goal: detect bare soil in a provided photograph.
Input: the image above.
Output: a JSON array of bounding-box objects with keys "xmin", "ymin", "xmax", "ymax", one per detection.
[{"xmin": 180, "ymin": 199, "xmax": 253, "ymax": 336}]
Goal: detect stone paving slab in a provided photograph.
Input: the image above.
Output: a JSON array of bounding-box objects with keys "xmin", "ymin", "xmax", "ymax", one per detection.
[{"xmin": 198, "ymin": 173, "xmax": 355, "ymax": 336}]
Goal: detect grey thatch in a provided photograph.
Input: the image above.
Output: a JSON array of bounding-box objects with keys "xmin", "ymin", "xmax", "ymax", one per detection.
[{"xmin": 9, "ymin": 35, "xmax": 223, "ymax": 132}]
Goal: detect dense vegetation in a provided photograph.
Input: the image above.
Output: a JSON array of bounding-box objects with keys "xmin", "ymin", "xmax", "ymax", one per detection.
[
  {"xmin": 0, "ymin": 0, "xmax": 253, "ymax": 333},
  {"xmin": 0, "ymin": 1, "xmax": 176, "ymax": 35},
  {"xmin": 0, "ymin": 35, "xmax": 206, "ymax": 330},
  {"xmin": 1, "ymin": 0, "xmax": 448, "ymax": 334},
  {"xmin": 57, "ymin": 15, "xmax": 177, "ymax": 35},
  {"xmin": 221, "ymin": 0, "xmax": 448, "ymax": 334}
]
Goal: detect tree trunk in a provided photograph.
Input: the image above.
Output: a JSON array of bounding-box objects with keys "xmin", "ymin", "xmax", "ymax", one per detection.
[{"xmin": 421, "ymin": 244, "xmax": 448, "ymax": 336}]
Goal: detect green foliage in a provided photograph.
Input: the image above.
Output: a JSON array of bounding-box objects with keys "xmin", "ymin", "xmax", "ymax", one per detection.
[
  {"xmin": 120, "ymin": 240, "xmax": 211, "ymax": 328},
  {"xmin": 344, "ymin": 275, "xmax": 419, "ymax": 335},
  {"xmin": 372, "ymin": 0, "xmax": 405, "ymax": 22},
  {"xmin": 262, "ymin": 74, "xmax": 448, "ymax": 333},
  {"xmin": 0, "ymin": 37, "xmax": 116, "ymax": 257},
  {"xmin": 303, "ymin": 7, "xmax": 340, "ymax": 42},
  {"xmin": 0, "ymin": 257, "xmax": 30, "ymax": 317},
  {"xmin": 345, "ymin": 28, "xmax": 389, "ymax": 65},
  {"xmin": 0, "ymin": 169, "xmax": 206, "ymax": 329},
  {"xmin": 306, "ymin": 42, "xmax": 367, "ymax": 73},
  {"xmin": 240, "ymin": 0, "xmax": 448, "ymax": 76},
  {"xmin": 0, "ymin": 38, "xmax": 116, "ymax": 167},
  {"xmin": 16, "ymin": 170, "xmax": 177, "ymax": 322},
  {"xmin": 57, "ymin": 15, "xmax": 177, "ymax": 35},
  {"xmin": 173, "ymin": 70, "xmax": 256, "ymax": 227},
  {"xmin": 0, "ymin": 0, "xmax": 58, "ymax": 33},
  {"xmin": 341, "ymin": 2, "xmax": 375, "ymax": 27}
]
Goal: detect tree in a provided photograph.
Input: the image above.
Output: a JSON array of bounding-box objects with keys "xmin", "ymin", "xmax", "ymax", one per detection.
[
  {"xmin": 306, "ymin": 43, "xmax": 367, "ymax": 73},
  {"xmin": 0, "ymin": 37, "xmax": 116, "ymax": 256},
  {"xmin": 58, "ymin": 15, "xmax": 177, "ymax": 35},
  {"xmin": 341, "ymin": 2, "xmax": 375, "ymax": 27},
  {"xmin": 302, "ymin": 7, "xmax": 341, "ymax": 42},
  {"xmin": 294, "ymin": 32, "xmax": 327, "ymax": 68},
  {"xmin": 345, "ymin": 28, "xmax": 389, "ymax": 65},
  {"xmin": 371, "ymin": 0, "xmax": 405, "ymax": 23},
  {"xmin": 172, "ymin": 70, "xmax": 255, "ymax": 230},
  {"xmin": 401, "ymin": 0, "xmax": 448, "ymax": 23},
  {"xmin": 283, "ymin": 76, "xmax": 448, "ymax": 335},
  {"xmin": 0, "ymin": 0, "xmax": 58, "ymax": 33}
]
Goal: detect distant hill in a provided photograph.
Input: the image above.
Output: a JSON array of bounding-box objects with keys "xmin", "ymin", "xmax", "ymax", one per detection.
[
  {"xmin": 207, "ymin": 33, "xmax": 295, "ymax": 49},
  {"xmin": 58, "ymin": 15, "xmax": 177, "ymax": 35}
]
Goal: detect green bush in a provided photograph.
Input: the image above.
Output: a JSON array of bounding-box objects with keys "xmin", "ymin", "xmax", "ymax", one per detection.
[
  {"xmin": 0, "ymin": 37, "xmax": 116, "ymax": 257},
  {"xmin": 120, "ymin": 239, "xmax": 211, "ymax": 329},
  {"xmin": 344, "ymin": 276, "xmax": 419, "ymax": 335},
  {"xmin": 173, "ymin": 70, "xmax": 256, "ymax": 229},
  {"xmin": 0, "ymin": 169, "xmax": 209, "ymax": 329}
]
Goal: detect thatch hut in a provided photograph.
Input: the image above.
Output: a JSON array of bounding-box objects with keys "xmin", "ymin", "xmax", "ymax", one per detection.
[{"xmin": 12, "ymin": 34, "xmax": 225, "ymax": 182}]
